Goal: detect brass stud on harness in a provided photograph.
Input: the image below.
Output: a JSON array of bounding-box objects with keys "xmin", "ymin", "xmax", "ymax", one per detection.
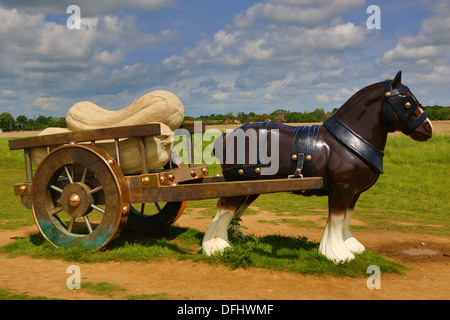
[
  {"xmin": 238, "ymin": 169, "xmax": 244, "ymax": 175},
  {"xmin": 405, "ymin": 102, "xmax": 411, "ymax": 109},
  {"xmin": 255, "ymin": 168, "xmax": 261, "ymax": 174},
  {"xmin": 291, "ymin": 154, "xmax": 298, "ymax": 161},
  {"xmin": 385, "ymin": 92, "xmax": 392, "ymax": 98},
  {"xmin": 306, "ymin": 155, "xmax": 312, "ymax": 161}
]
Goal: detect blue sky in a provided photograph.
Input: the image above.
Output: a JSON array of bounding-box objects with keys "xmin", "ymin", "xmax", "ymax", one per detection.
[{"xmin": 0, "ymin": 0, "xmax": 449, "ymax": 119}]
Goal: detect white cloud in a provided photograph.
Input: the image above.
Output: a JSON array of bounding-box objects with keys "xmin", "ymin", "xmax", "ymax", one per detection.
[
  {"xmin": 315, "ymin": 87, "xmax": 359, "ymax": 104},
  {"xmin": 234, "ymin": 0, "xmax": 364, "ymax": 27},
  {"xmin": 31, "ymin": 97, "xmax": 60, "ymax": 111},
  {"xmin": 0, "ymin": 0, "xmax": 175, "ymax": 15},
  {"xmin": 378, "ymin": 0, "xmax": 450, "ymax": 85}
]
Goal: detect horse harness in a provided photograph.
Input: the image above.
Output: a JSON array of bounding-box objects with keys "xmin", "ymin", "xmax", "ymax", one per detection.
[
  {"xmin": 223, "ymin": 79, "xmax": 429, "ymax": 180},
  {"xmin": 222, "ymin": 121, "xmax": 320, "ymax": 180},
  {"xmin": 323, "ymin": 79, "xmax": 429, "ymax": 174}
]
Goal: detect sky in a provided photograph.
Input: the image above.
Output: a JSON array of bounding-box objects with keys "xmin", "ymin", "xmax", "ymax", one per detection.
[{"xmin": 0, "ymin": 0, "xmax": 449, "ymax": 119}]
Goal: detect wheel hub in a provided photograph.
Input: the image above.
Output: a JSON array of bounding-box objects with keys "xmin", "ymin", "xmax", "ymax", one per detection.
[{"xmin": 61, "ymin": 182, "xmax": 94, "ymax": 217}]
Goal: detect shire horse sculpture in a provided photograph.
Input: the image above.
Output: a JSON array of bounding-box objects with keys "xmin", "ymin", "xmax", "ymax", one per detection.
[{"xmin": 202, "ymin": 71, "xmax": 433, "ymax": 263}]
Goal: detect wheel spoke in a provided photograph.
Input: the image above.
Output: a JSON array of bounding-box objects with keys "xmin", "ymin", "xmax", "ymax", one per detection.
[
  {"xmin": 49, "ymin": 207, "xmax": 64, "ymax": 216},
  {"xmin": 81, "ymin": 167, "xmax": 88, "ymax": 184},
  {"xmin": 83, "ymin": 215, "xmax": 93, "ymax": 234},
  {"xmin": 154, "ymin": 202, "xmax": 162, "ymax": 212},
  {"xmin": 68, "ymin": 217, "xmax": 76, "ymax": 233},
  {"xmin": 64, "ymin": 166, "xmax": 74, "ymax": 184},
  {"xmin": 49, "ymin": 185, "xmax": 63, "ymax": 193},
  {"xmin": 89, "ymin": 185, "xmax": 103, "ymax": 194},
  {"xmin": 91, "ymin": 204, "xmax": 105, "ymax": 214}
]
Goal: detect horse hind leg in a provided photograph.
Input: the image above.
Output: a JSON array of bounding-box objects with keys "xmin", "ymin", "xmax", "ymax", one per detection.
[{"xmin": 202, "ymin": 195, "xmax": 257, "ymax": 256}]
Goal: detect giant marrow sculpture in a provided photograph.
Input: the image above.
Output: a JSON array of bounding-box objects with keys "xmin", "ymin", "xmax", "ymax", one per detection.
[{"xmin": 31, "ymin": 90, "xmax": 185, "ymax": 174}]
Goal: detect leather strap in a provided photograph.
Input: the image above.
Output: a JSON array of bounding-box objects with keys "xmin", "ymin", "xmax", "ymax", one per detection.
[
  {"xmin": 384, "ymin": 80, "xmax": 428, "ymax": 134},
  {"xmin": 222, "ymin": 121, "xmax": 270, "ymax": 180},
  {"xmin": 323, "ymin": 115, "xmax": 384, "ymax": 174},
  {"xmin": 290, "ymin": 125, "xmax": 320, "ymax": 177}
]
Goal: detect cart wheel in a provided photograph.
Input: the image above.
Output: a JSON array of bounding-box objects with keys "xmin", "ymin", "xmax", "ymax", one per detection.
[
  {"xmin": 126, "ymin": 156, "xmax": 187, "ymax": 233},
  {"xmin": 31, "ymin": 144, "xmax": 130, "ymax": 249}
]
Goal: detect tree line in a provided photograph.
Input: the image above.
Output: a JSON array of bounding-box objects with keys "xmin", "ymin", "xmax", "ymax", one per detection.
[
  {"xmin": 186, "ymin": 108, "xmax": 333, "ymax": 124},
  {"xmin": 0, "ymin": 105, "xmax": 449, "ymax": 132},
  {"xmin": 0, "ymin": 113, "xmax": 66, "ymax": 132}
]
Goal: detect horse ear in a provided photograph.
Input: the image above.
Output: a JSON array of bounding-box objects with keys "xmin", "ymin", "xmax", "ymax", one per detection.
[{"xmin": 392, "ymin": 70, "xmax": 402, "ymax": 88}]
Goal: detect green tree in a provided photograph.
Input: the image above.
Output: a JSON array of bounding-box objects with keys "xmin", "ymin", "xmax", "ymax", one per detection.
[
  {"xmin": 16, "ymin": 115, "xmax": 28, "ymax": 130},
  {"xmin": 0, "ymin": 112, "xmax": 16, "ymax": 131},
  {"xmin": 311, "ymin": 108, "xmax": 327, "ymax": 122}
]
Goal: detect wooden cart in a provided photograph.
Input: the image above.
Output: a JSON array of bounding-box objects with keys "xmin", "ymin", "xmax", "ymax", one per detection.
[{"xmin": 9, "ymin": 123, "xmax": 323, "ymax": 249}]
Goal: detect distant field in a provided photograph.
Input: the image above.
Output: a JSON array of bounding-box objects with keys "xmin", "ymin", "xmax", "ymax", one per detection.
[{"xmin": 1, "ymin": 120, "xmax": 449, "ymax": 137}]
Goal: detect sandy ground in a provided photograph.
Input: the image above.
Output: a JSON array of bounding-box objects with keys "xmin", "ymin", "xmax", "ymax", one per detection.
[{"xmin": 0, "ymin": 208, "xmax": 448, "ymax": 300}]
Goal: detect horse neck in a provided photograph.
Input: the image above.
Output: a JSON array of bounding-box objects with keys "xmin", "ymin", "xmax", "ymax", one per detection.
[{"xmin": 334, "ymin": 82, "xmax": 388, "ymax": 151}]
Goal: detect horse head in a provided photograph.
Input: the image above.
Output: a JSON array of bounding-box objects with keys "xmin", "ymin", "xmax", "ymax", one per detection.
[{"xmin": 384, "ymin": 71, "xmax": 433, "ymax": 141}]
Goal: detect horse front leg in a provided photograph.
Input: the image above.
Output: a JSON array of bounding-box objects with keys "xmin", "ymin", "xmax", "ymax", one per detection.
[
  {"xmin": 343, "ymin": 194, "xmax": 365, "ymax": 254},
  {"xmin": 319, "ymin": 184, "xmax": 356, "ymax": 263},
  {"xmin": 202, "ymin": 195, "xmax": 257, "ymax": 256}
]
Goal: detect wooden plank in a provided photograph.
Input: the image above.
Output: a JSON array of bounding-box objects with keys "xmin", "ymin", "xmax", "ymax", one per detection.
[
  {"xmin": 178, "ymin": 122, "xmax": 206, "ymax": 134},
  {"xmin": 127, "ymin": 177, "xmax": 323, "ymax": 203},
  {"xmin": 9, "ymin": 123, "xmax": 162, "ymax": 150}
]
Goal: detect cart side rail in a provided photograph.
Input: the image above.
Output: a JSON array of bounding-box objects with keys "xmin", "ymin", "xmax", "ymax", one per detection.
[{"xmin": 8, "ymin": 123, "xmax": 163, "ymax": 150}]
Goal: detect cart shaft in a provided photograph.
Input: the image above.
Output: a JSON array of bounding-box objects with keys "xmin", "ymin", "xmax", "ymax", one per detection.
[{"xmin": 126, "ymin": 176, "xmax": 323, "ymax": 203}]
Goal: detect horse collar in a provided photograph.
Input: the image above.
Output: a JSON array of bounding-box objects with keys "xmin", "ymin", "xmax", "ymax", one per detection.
[{"xmin": 323, "ymin": 115, "xmax": 384, "ymax": 174}]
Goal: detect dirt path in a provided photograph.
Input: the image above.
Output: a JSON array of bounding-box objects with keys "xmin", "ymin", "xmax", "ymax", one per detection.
[{"xmin": 0, "ymin": 209, "xmax": 448, "ymax": 300}]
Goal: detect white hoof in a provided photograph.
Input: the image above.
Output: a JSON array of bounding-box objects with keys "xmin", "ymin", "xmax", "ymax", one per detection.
[
  {"xmin": 202, "ymin": 238, "xmax": 231, "ymax": 256},
  {"xmin": 344, "ymin": 236, "xmax": 365, "ymax": 254},
  {"xmin": 319, "ymin": 239, "xmax": 355, "ymax": 263}
]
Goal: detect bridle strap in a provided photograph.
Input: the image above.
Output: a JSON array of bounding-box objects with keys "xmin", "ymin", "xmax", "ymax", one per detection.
[{"xmin": 384, "ymin": 80, "xmax": 428, "ymax": 134}]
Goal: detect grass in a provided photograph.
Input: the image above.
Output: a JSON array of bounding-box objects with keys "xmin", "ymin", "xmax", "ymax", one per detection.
[
  {"xmin": 0, "ymin": 288, "xmax": 59, "ymax": 300},
  {"xmin": 0, "ymin": 225, "xmax": 406, "ymax": 277},
  {"xmin": 0, "ymin": 132, "xmax": 448, "ymax": 283},
  {"xmin": 81, "ymin": 281, "xmax": 126, "ymax": 298}
]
